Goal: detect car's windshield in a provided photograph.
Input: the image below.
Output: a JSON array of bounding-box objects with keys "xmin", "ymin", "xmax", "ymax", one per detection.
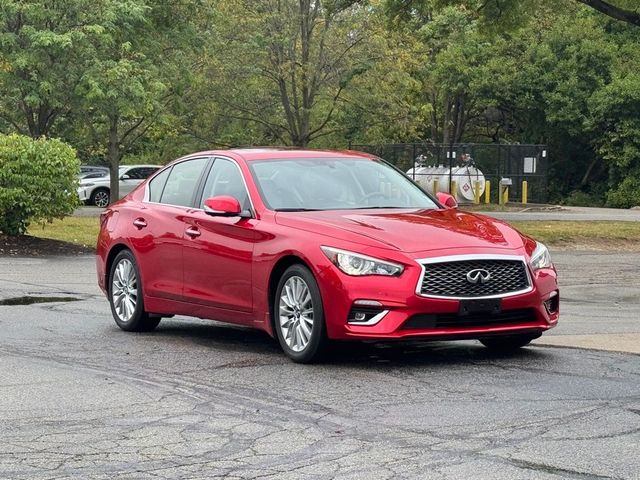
[{"xmin": 250, "ymin": 157, "xmax": 438, "ymax": 211}]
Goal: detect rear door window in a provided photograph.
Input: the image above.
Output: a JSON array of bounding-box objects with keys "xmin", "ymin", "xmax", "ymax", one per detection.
[
  {"xmin": 159, "ymin": 158, "xmax": 208, "ymax": 207},
  {"xmin": 148, "ymin": 167, "xmax": 171, "ymax": 203}
]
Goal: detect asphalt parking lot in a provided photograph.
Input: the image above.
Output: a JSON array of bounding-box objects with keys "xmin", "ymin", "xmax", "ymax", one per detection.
[{"xmin": 0, "ymin": 252, "xmax": 639, "ymax": 479}]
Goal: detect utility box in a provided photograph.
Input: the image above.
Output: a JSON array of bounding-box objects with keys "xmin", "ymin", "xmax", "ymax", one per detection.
[{"xmin": 499, "ymin": 178, "xmax": 512, "ymax": 205}]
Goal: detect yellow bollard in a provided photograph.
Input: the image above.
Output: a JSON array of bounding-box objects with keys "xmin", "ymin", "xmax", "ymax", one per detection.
[
  {"xmin": 522, "ymin": 180, "xmax": 528, "ymax": 205},
  {"xmin": 451, "ymin": 180, "xmax": 457, "ymax": 199},
  {"xmin": 502, "ymin": 186, "xmax": 509, "ymax": 205},
  {"xmin": 484, "ymin": 180, "xmax": 491, "ymax": 204},
  {"xmin": 433, "ymin": 178, "xmax": 439, "ymax": 195},
  {"xmin": 474, "ymin": 181, "xmax": 481, "ymax": 204}
]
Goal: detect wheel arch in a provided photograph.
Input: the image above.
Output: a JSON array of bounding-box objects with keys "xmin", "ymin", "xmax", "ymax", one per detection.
[
  {"xmin": 267, "ymin": 254, "xmax": 313, "ymax": 337},
  {"xmin": 90, "ymin": 187, "xmax": 110, "ymax": 206},
  {"xmin": 105, "ymin": 243, "xmax": 132, "ymax": 291}
]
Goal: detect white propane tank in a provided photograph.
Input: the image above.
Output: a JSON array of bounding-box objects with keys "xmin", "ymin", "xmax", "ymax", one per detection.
[
  {"xmin": 451, "ymin": 166, "xmax": 486, "ymax": 202},
  {"xmin": 406, "ymin": 164, "xmax": 486, "ymax": 201},
  {"xmin": 406, "ymin": 165, "xmax": 432, "ymax": 192}
]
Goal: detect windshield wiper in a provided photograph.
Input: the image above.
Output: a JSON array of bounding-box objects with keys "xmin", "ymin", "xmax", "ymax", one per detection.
[
  {"xmin": 350, "ymin": 206, "xmax": 406, "ymax": 210},
  {"xmin": 274, "ymin": 208, "xmax": 324, "ymax": 212}
]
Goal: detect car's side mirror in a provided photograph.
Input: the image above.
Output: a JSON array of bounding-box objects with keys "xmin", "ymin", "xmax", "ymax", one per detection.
[
  {"xmin": 120, "ymin": 174, "xmax": 131, "ymax": 180},
  {"xmin": 436, "ymin": 192, "xmax": 458, "ymax": 209},
  {"xmin": 203, "ymin": 196, "xmax": 250, "ymax": 218}
]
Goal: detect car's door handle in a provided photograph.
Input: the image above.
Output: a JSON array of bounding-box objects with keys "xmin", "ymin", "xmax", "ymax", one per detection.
[
  {"xmin": 133, "ymin": 218, "xmax": 147, "ymax": 228},
  {"xmin": 185, "ymin": 226, "xmax": 201, "ymax": 238}
]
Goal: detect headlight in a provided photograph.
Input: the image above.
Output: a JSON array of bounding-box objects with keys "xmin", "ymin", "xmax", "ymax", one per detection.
[
  {"xmin": 79, "ymin": 183, "xmax": 94, "ymax": 188},
  {"xmin": 321, "ymin": 246, "xmax": 404, "ymax": 276},
  {"xmin": 530, "ymin": 242, "xmax": 552, "ymax": 271}
]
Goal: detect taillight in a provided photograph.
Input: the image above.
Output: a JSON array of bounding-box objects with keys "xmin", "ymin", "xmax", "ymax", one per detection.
[{"xmin": 100, "ymin": 210, "xmax": 111, "ymax": 226}]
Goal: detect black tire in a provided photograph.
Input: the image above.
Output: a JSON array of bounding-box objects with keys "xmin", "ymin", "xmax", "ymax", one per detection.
[
  {"xmin": 273, "ymin": 264, "xmax": 327, "ymax": 363},
  {"xmin": 480, "ymin": 333, "xmax": 540, "ymax": 351},
  {"xmin": 90, "ymin": 188, "xmax": 110, "ymax": 207},
  {"xmin": 108, "ymin": 250, "xmax": 160, "ymax": 332}
]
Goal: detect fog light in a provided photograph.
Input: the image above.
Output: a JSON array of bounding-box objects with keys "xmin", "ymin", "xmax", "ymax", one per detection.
[
  {"xmin": 347, "ymin": 305, "xmax": 389, "ymax": 326},
  {"xmin": 544, "ymin": 291, "xmax": 559, "ymax": 314}
]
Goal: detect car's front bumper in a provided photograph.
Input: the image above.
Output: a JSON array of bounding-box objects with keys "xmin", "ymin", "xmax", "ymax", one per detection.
[
  {"xmin": 78, "ymin": 187, "xmax": 91, "ymax": 201},
  {"xmin": 315, "ymin": 248, "xmax": 559, "ymax": 341}
]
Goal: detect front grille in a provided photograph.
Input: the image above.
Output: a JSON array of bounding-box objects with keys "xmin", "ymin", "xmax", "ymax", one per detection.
[
  {"xmin": 419, "ymin": 259, "xmax": 530, "ymax": 298},
  {"xmin": 402, "ymin": 308, "xmax": 537, "ymax": 330}
]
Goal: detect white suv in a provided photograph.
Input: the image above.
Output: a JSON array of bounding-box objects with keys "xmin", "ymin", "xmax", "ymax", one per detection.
[{"xmin": 78, "ymin": 165, "xmax": 160, "ymax": 207}]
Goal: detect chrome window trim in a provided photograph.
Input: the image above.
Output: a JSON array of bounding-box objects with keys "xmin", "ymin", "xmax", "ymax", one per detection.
[
  {"xmin": 203, "ymin": 155, "xmax": 256, "ymax": 216},
  {"xmin": 142, "ymin": 155, "xmax": 256, "ymax": 218},
  {"xmin": 414, "ymin": 254, "xmax": 533, "ymax": 300},
  {"xmin": 143, "ymin": 156, "xmax": 210, "ymax": 206}
]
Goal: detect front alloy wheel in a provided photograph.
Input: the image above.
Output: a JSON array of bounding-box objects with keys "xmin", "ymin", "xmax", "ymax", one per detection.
[
  {"xmin": 275, "ymin": 265, "xmax": 326, "ymax": 363},
  {"xmin": 108, "ymin": 250, "xmax": 160, "ymax": 332}
]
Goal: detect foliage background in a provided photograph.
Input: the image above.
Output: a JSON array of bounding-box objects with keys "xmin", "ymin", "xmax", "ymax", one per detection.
[
  {"xmin": 0, "ymin": 134, "xmax": 79, "ymax": 235},
  {"xmin": 1, "ymin": 0, "xmax": 639, "ymax": 206}
]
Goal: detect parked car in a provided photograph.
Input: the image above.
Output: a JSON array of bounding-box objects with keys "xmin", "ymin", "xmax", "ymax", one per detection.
[
  {"xmin": 78, "ymin": 165, "xmax": 160, "ymax": 207},
  {"xmin": 96, "ymin": 149, "xmax": 559, "ymax": 363},
  {"xmin": 79, "ymin": 165, "xmax": 109, "ymax": 179}
]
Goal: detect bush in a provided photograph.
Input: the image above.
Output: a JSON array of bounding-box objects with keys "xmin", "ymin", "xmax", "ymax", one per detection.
[
  {"xmin": 606, "ymin": 175, "xmax": 640, "ymax": 209},
  {"xmin": 0, "ymin": 134, "xmax": 80, "ymax": 235},
  {"xmin": 562, "ymin": 190, "xmax": 605, "ymax": 207}
]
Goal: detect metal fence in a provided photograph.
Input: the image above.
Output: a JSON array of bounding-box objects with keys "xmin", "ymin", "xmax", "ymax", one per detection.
[{"xmin": 349, "ymin": 143, "xmax": 549, "ymax": 203}]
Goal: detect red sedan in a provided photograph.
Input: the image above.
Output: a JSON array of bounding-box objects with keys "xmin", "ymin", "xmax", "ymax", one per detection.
[{"xmin": 96, "ymin": 149, "xmax": 559, "ymax": 363}]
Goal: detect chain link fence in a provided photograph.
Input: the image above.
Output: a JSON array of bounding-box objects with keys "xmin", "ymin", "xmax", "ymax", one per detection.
[{"xmin": 350, "ymin": 143, "xmax": 549, "ymax": 204}]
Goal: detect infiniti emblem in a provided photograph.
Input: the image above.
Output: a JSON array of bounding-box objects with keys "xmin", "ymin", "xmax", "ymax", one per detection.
[{"xmin": 466, "ymin": 268, "xmax": 491, "ymax": 284}]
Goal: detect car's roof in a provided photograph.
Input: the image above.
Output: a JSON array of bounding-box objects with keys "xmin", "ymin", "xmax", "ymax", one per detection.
[
  {"xmin": 121, "ymin": 164, "xmax": 162, "ymax": 168},
  {"xmin": 183, "ymin": 148, "xmax": 378, "ymax": 162}
]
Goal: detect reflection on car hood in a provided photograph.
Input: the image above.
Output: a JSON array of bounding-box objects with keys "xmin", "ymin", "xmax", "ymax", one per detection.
[{"xmin": 275, "ymin": 208, "xmax": 526, "ymax": 253}]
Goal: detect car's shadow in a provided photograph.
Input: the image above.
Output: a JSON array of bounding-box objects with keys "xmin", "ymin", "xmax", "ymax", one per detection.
[{"xmin": 124, "ymin": 317, "xmax": 552, "ymax": 368}]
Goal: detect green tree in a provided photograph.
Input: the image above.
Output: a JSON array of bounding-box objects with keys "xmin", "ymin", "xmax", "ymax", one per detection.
[
  {"xmin": 0, "ymin": 0, "xmax": 117, "ymax": 137},
  {"xmin": 0, "ymin": 1, "xmax": 203, "ymax": 201},
  {"xmin": 76, "ymin": 0, "xmax": 202, "ymax": 200},
  {"xmin": 386, "ymin": 1, "xmax": 640, "ymax": 28},
  {"xmin": 199, "ymin": 0, "xmax": 373, "ymax": 147}
]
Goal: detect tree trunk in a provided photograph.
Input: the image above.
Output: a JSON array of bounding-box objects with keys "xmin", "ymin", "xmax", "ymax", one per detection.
[
  {"xmin": 453, "ymin": 96, "xmax": 465, "ymax": 143},
  {"xmin": 576, "ymin": 0, "xmax": 640, "ymax": 27},
  {"xmin": 579, "ymin": 157, "xmax": 601, "ymax": 187},
  {"xmin": 107, "ymin": 115, "xmax": 121, "ymax": 204},
  {"xmin": 442, "ymin": 95, "xmax": 452, "ymax": 145},
  {"xmin": 430, "ymin": 91, "xmax": 439, "ymax": 142}
]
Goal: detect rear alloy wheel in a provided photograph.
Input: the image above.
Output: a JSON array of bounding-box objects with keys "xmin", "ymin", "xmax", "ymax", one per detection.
[
  {"xmin": 91, "ymin": 188, "xmax": 110, "ymax": 207},
  {"xmin": 274, "ymin": 264, "xmax": 326, "ymax": 363},
  {"xmin": 109, "ymin": 250, "xmax": 160, "ymax": 332},
  {"xmin": 480, "ymin": 333, "xmax": 540, "ymax": 351}
]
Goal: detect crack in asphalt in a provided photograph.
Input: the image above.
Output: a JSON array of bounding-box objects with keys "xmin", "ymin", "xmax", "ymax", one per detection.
[
  {"xmin": 1, "ymin": 252, "xmax": 640, "ymax": 479},
  {"xmin": 0, "ymin": 295, "xmax": 83, "ymax": 306},
  {"xmin": 1, "ymin": 341, "xmax": 639, "ymax": 479}
]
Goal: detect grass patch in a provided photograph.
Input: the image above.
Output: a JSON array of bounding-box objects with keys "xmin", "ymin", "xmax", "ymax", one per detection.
[
  {"xmin": 25, "ymin": 216, "xmax": 640, "ymax": 251},
  {"xmin": 461, "ymin": 204, "xmax": 522, "ymax": 212},
  {"xmin": 27, "ymin": 216, "xmax": 100, "ymax": 248},
  {"xmin": 510, "ymin": 221, "xmax": 640, "ymax": 246}
]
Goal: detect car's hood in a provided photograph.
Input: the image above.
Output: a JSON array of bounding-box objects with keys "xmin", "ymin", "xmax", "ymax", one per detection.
[
  {"xmin": 79, "ymin": 177, "xmax": 109, "ymax": 185},
  {"xmin": 275, "ymin": 208, "xmax": 527, "ymax": 253}
]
